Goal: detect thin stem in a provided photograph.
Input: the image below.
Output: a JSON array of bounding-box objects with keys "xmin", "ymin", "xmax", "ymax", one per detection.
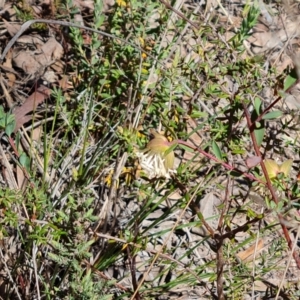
[
  {"xmin": 242, "ymin": 102, "xmax": 300, "ymax": 269},
  {"xmin": 170, "ymin": 140, "xmax": 265, "ymax": 184}
]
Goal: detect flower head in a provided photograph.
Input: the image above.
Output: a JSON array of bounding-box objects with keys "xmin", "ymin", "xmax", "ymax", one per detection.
[{"xmin": 136, "ymin": 131, "xmax": 176, "ymax": 179}]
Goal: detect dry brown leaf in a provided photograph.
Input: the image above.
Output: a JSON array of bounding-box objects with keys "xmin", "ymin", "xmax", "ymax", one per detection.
[
  {"xmin": 0, "ymin": 64, "xmax": 19, "ymax": 76},
  {"xmin": 17, "ymin": 35, "xmax": 45, "ymax": 47},
  {"xmin": 3, "ymin": 49, "xmax": 15, "ymax": 86},
  {"xmin": 16, "ymin": 164, "xmax": 26, "ymax": 190},
  {"xmin": 31, "ymin": 126, "xmax": 42, "ymax": 142},
  {"xmin": 0, "ymin": 73, "xmax": 14, "ymax": 108},
  {"xmin": 13, "ymin": 85, "xmax": 51, "ymax": 132},
  {"xmin": 248, "ymin": 15, "xmax": 300, "ymax": 55},
  {"xmin": 236, "ymin": 239, "xmax": 264, "ymax": 262},
  {"xmin": 13, "ymin": 37, "xmax": 63, "ymax": 76},
  {"xmin": 59, "ymin": 75, "xmax": 73, "ymax": 90},
  {"xmin": 51, "ymin": 60, "xmax": 64, "ymax": 74},
  {"xmin": 40, "ymin": 37, "xmax": 63, "ymax": 60},
  {"xmin": 13, "ymin": 50, "xmax": 42, "ymax": 75},
  {"xmin": 3, "ymin": 19, "xmax": 21, "ymax": 36},
  {"xmin": 73, "ymin": 0, "xmax": 94, "ymax": 11}
]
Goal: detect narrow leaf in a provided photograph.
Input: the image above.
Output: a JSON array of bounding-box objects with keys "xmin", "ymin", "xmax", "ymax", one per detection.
[
  {"xmin": 212, "ymin": 141, "xmax": 222, "ymax": 160},
  {"xmin": 254, "ymin": 97, "xmax": 262, "ymax": 115},
  {"xmin": 262, "ymin": 111, "xmax": 282, "ymax": 120},
  {"xmin": 254, "ymin": 126, "xmax": 265, "ymax": 147},
  {"xmin": 178, "ymin": 144, "xmax": 194, "ymax": 152}
]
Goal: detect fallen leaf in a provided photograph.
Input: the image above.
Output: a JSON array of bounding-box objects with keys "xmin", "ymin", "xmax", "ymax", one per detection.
[
  {"xmin": 236, "ymin": 239, "xmax": 264, "ymax": 262},
  {"xmin": 58, "ymin": 75, "xmax": 73, "ymax": 91},
  {"xmin": 13, "ymin": 50, "xmax": 42, "ymax": 75},
  {"xmin": 40, "ymin": 37, "xmax": 63, "ymax": 60},
  {"xmin": 3, "ymin": 19, "xmax": 21, "ymax": 36},
  {"xmin": 17, "ymin": 35, "xmax": 45, "ymax": 47},
  {"xmin": 13, "ymin": 85, "xmax": 51, "ymax": 132},
  {"xmin": 12, "ymin": 37, "xmax": 63, "ymax": 76},
  {"xmin": 16, "ymin": 163, "xmax": 26, "ymax": 190},
  {"xmin": 73, "ymin": 0, "xmax": 94, "ymax": 11},
  {"xmin": 3, "ymin": 49, "xmax": 16, "ymax": 86}
]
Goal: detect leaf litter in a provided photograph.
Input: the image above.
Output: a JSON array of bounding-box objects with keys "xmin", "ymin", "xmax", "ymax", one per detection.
[{"xmin": 1, "ymin": 0, "xmax": 300, "ymax": 299}]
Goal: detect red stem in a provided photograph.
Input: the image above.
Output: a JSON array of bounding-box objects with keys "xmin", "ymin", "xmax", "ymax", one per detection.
[
  {"xmin": 171, "ymin": 140, "xmax": 265, "ymax": 185},
  {"xmin": 242, "ymin": 102, "xmax": 300, "ymax": 269}
]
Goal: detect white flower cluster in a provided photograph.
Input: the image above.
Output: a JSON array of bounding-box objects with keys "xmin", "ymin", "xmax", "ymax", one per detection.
[{"xmin": 136, "ymin": 150, "xmax": 176, "ymax": 179}]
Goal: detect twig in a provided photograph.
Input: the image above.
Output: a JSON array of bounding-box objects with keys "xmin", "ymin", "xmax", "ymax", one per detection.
[
  {"xmin": 0, "ymin": 19, "xmax": 149, "ymax": 63},
  {"xmin": 215, "ymin": 177, "xmax": 231, "ymax": 298},
  {"xmin": 92, "ymin": 231, "xmax": 204, "ymax": 283},
  {"xmin": 127, "ymin": 247, "xmax": 141, "ymax": 300},
  {"xmin": 158, "ymin": 0, "xmax": 199, "ymax": 30},
  {"xmin": 83, "ymin": 259, "xmax": 130, "ymax": 292},
  {"xmin": 216, "ymin": 216, "xmax": 263, "ymax": 240},
  {"xmin": 32, "ymin": 243, "xmax": 41, "ymax": 300},
  {"xmin": 172, "ymin": 139, "xmax": 266, "ymax": 185},
  {"xmin": 252, "ymin": 81, "xmax": 299, "ymax": 127},
  {"xmin": 0, "ymin": 248, "xmax": 22, "ymax": 300},
  {"xmin": 216, "ymin": 239, "xmax": 225, "ymax": 300},
  {"xmin": 275, "ymin": 226, "xmax": 300, "ymax": 299},
  {"xmin": 242, "ymin": 101, "xmax": 300, "ymax": 269}
]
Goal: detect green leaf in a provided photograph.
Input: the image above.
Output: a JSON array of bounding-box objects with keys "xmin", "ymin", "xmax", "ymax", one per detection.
[
  {"xmin": 190, "ymin": 111, "xmax": 208, "ymax": 118},
  {"xmin": 5, "ymin": 119, "xmax": 16, "ymax": 136},
  {"xmin": 0, "ymin": 106, "xmax": 5, "ymax": 119},
  {"xmin": 19, "ymin": 152, "xmax": 30, "ymax": 171},
  {"xmin": 262, "ymin": 111, "xmax": 282, "ymax": 120},
  {"xmin": 212, "ymin": 141, "xmax": 222, "ymax": 160},
  {"xmin": 0, "ymin": 116, "xmax": 5, "ymax": 128},
  {"xmin": 254, "ymin": 97, "xmax": 262, "ymax": 115},
  {"xmin": 229, "ymin": 170, "xmax": 242, "ymax": 177},
  {"xmin": 254, "ymin": 126, "xmax": 265, "ymax": 147},
  {"xmin": 284, "ymin": 69, "xmax": 297, "ymax": 91},
  {"xmin": 164, "ymin": 142, "xmax": 177, "ymax": 156},
  {"xmin": 95, "ymin": 15, "xmax": 105, "ymax": 28},
  {"xmin": 178, "ymin": 144, "xmax": 194, "ymax": 152}
]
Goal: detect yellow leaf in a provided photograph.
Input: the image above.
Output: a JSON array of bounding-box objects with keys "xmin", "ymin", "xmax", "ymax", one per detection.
[
  {"xmin": 264, "ymin": 159, "xmax": 278, "ymax": 179},
  {"xmin": 164, "ymin": 151, "xmax": 175, "ymax": 170},
  {"xmin": 280, "ymin": 159, "xmax": 293, "ymax": 177},
  {"xmin": 264, "ymin": 159, "xmax": 293, "ymax": 179}
]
